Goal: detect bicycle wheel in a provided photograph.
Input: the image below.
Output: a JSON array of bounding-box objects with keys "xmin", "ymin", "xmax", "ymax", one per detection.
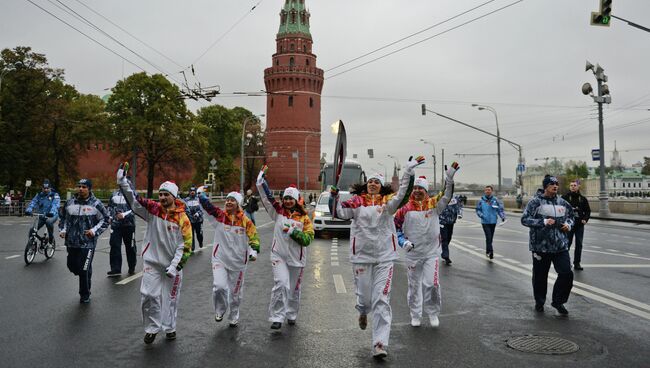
[
  {"xmin": 44, "ymin": 240, "xmax": 55, "ymax": 259},
  {"xmin": 24, "ymin": 238, "xmax": 37, "ymax": 265}
]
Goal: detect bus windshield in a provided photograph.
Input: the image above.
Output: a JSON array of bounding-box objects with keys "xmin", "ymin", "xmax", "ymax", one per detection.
[{"xmin": 320, "ymin": 161, "xmax": 365, "ymax": 191}]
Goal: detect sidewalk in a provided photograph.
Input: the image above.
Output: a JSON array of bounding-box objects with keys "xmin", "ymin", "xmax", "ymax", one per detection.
[{"xmin": 507, "ymin": 208, "xmax": 650, "ymax": 224}]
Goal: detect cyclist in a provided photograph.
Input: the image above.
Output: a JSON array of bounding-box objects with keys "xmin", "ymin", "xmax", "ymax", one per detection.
[{"xmin": 25, "ymin": 180, "xmax": 60, "ymax": 246}]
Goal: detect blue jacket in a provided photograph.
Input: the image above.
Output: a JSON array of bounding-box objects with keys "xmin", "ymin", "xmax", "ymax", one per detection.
[
  {"xmin": 58, "ymin": 193, "xmax": 109, "ymax": 249},
  {"xmin": 26, "ymin": 190, "xmax": 60, "ymax": 217},
  {"xmin": 475, "ymin": 195, "xmax": 505, "ymax": 224},
  {"xmin": 108, "ymin": 189, "xmax": 135, "ymax": 228},
  {"xmin": 439, "ymin": 196, "xmax": 463, "ymax": 225},
  {"xmin": 521, "ymin": 193, "xmax": 574, "ymax": 253},
  {"xmin": 184, "ymin": 195, "xmax": 203, "ymax": 224}
]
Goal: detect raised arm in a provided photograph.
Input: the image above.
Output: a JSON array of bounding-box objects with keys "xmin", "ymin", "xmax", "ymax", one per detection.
[
  {"xmin": 197, "ymin": 190, "xmax": 227, "ymax": 227},
  {"xmin": 255, "ymin": 166, "xmax": 282, "ymax": 221},
  {"xmin": 386, "ymin": 156, "xmax": 425, "ymax": 215},
  {"xmin": 433, "ymin": 163, "xmax": 460, "ymax": 215}
]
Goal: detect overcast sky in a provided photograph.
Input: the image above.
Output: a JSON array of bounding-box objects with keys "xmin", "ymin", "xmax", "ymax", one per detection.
[{"xmin": 2, "ymin": 0, "xmax": 650, "ymax": 184}]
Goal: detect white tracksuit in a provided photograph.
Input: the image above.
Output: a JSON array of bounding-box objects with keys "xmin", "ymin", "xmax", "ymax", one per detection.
[
  {"xmin": 394, "ymin": 178, "xmax": 453, "ymax": 322},
  {"xmin": 257, "ymin": 180, "xmax": 314, "ymax": 323},
  {"xmin": 118, "ymin": 177, "xmax": 192, "ymax": 334},
  {"xmin": 199, "ymin": 195, "xmax": 259, "ymax": 323},
  {"xmin": 331, "ymin": 169, "xmax": 413, "ymax": 350}
]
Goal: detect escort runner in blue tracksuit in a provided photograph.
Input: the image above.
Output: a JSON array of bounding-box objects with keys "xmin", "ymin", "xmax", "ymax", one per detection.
[
  {"xmin": 521, "ymin": 175, "xmax": 574, "ymax": 316},
  {"xmin": 107, "ymin": 184, "xmax": 137, "ymax": 276},
  {"xmin": 25, "ymin": 180, "xmax": 61, "ymax": 245},
  {"xmin": 58, "ymin": 179, "xmax": 110, "ymax": 303},
  {"xmin": 184, "ymin": 187, "xmax": 204, "ymax": 250},
  {"xmin": 475, "ymin": 185, "xmax": 505, "ymax": 259}
]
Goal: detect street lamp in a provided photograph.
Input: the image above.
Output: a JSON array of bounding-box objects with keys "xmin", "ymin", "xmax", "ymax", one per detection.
[
  {"xmin": 420, "ymin": 139, "xmax": 437, "ymax": 191},
  {"xmin": 304, "ymin": 132, "xmax": 320, "ymax": 191},
  {"xmin": 240, "ymin": 114, "xmax": 265, "ymax": 193},
  {"xmin": 472, "ymin": 104, "xmax": 501, "ymax": 193}
]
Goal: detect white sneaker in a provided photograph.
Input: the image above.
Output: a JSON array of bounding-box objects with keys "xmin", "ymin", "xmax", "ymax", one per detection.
[
  {"xmin": 373, "ymin": 344, "xmax": 388, "ymax": 359},
  {"xmin": 429, "ymin": 315, "xmax": 440, "ymax": 328},
  {"xmin": 228, "ymin": 320, "xmax": 239, "ymax": 327},
  {"xmin": 410, "ymin": 318, "xmax": 421, "ymax": 327},
  {"xmin": 215, "ymin": 314, "xmax": 224, "ymax": 322}
]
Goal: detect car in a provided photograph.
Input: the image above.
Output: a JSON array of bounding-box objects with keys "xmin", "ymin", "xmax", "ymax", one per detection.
[{"xmin": 312, "ymin": 191, "xmax": 353, "ymax": 238}]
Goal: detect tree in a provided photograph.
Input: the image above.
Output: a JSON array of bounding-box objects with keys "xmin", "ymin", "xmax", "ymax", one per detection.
[
  {"xmin": 643, "ymin": 157, "xmax": 650, "ymax": 175},
  {"xmin": 106, "ymin": 72, "xmax": 207, "ymax": 197},
  {"xmin": 0, "ymin": 47, "xmax": 104, "ymax": 191},
  {"xmin": 194, "ymin": 105, "xmax": 262, "ymax": 192}
]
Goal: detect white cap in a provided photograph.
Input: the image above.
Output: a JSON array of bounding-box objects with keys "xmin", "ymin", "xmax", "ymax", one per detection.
[
  {"xmin": 283, "ymin": 186, "xmax": 300, "ymax": 201},
  {"xmin": 414, "ymin": 176, "xmax": 428, "ymax": 189},
  {"xmin": 367, "ymin": 173, "xmax": 385, "ymax": 186},
  {"xmin": 159, "ymin": 181, "xmax": 179, "ymax": 198},
  {"xmin": 226, "ymin": 191, "xmax": 243, "ymax": 205}
]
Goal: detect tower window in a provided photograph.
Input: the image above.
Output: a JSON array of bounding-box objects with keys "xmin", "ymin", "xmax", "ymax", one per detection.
[
  {"xmin": 290, "ymin": 44, "xmax": 295, "ymax": 52},
  {"xmin": 303, "ymin": 45, "xmax": 307, "ymax": 53},
  {"xmin": 271, "ymin": 98, "xmax": 274, "ymax": 108},
  {"xmin": 289, "ymin": 57, "xmax": 295, "ymax": 67},
  {"xmin": 309, "ymin": 97, "xmax": 313, "ymax": 108},
  {"xmin": 276, "ymin": 59, "xmax": 279, "ymax": 66},
  {"xmin": 306, "ymin": 59, "xmax": 310, "ymax": 66},
  {"xmin": 288, "ymin": 96, "xmax": 293, "ymax": 107}
]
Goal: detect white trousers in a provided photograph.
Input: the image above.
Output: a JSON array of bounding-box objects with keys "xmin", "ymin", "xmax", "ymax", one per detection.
[
  {"xmin": 212, "ymin": 262, "xmax": 246, "ymax": 322},
  {"xmin": 141, "ymin": 262, "xmax": 183, "ymax": 334},
  {"xmin": 406, "ymin": 256, "xmax": 441, "ymax": 320},
  {"xmin": 353, "ymin": 261, "xmax": 394, "ymax": 349},
  {"xmin": 269, "ymin": 259, "xmax": 304, "ymax": 323}
]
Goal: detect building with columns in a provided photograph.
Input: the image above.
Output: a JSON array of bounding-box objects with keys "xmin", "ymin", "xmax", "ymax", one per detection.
[{"xmin": 263, "ymin": 0, "xmax": 324, "ymax": 190}]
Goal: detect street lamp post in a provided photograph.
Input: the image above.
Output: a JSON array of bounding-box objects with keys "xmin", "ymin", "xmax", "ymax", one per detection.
[
  {"xmin": 304, "ymin": 132, "xmax": 320, "ymax": 191},
  {"xmin": 420, "ymin": 139, "xmax": 437, "ymax": 191},
  {"xmin": 240, "ymin": 114, "xmax": 264, "ymax": 194},
  {"xmin": 472, "ymin": 104, "xmax": 501, "ymax": 193}
]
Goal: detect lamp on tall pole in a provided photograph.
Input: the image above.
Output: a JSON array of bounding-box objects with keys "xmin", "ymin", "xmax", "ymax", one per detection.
[
  {"xmin": 420, "ymin": 139, "xmax": 437, "ymax": 191},
  {"xmin": 240, "ymin": 114, "xmax": 264, "ymax": 193},
  {"xmin": 304, "ymin": 132, "xmax": 320, "ymax": 191},
  {"xmin": 472, "ymin": 104, "xmax": 501, "ymax": 193}
]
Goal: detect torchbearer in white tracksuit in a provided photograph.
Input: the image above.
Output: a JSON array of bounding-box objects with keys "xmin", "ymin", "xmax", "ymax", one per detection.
[
  {"xmin": 116, "ymin": 163, "xmax": 193, "ymax": 345},
  {"xmin": 197, "ymin": 188, "xmax": 260, "ymax": 327},
  {"xmin": 329, "ymin": 155, "xmax": 425, "ymax": 359},
  {"xmin": 256, "ymin": 165, "xmax": 315, "ymax": 330},
  {"xmin": 393, "ymin": 163, "xmax": 460, "ymax": 328}
]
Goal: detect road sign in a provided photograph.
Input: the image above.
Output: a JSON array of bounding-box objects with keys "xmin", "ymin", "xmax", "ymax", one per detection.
[
  {"xmin": 516, "ymin": 164, "xmax": 526, "ymax": 173},
  {"xmin": 592, "ymin": 148, "xmax": 600, "ymax": 161}
]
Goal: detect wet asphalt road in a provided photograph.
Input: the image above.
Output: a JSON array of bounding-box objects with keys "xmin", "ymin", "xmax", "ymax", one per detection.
[{"xmin": 0, "ymin": 210, "xmax": 649, "ymax": 368}]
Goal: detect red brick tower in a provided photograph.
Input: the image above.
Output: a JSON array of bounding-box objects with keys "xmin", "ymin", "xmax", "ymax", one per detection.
[{"xmin": 264, "ymin": 0, "xmax": 323, "ymax": 191}]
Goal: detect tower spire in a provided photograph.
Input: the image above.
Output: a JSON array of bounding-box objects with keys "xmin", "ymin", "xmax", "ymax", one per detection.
[{"xmin": 278, "ymin": 0, "xmax": 311, "ymax": 37}]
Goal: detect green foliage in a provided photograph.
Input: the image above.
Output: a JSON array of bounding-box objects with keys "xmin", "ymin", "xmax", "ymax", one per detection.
[
  {"xmin": 106, "ymin": 72, "xmax": 208, "ymax": 197},
  {"xmin": 643, "ymin": 157, "xmax": 650, "ymax": 175},
  {"xmin": 0, "ymin": 46, "xmax": 106, "ymax": 190},
  {"xmin": 194, "ymin": 105, "xmax": 263, "ymax": 192}
]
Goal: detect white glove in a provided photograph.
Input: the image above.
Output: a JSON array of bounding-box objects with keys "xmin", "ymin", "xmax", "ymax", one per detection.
[
  {"xmin": 498, "ymin": 219, "xmax": 508, "ymax": 227},
  {"xmin": 445, "ymin": 162, "xmax": 460, "ymax": 181},
  {"xmin": 249, "ymin": 249, "xmax": 258, "ymax": 261},
  {"xmin": 116, "ymin": 162, "xmax": 129, "ymax": 184},
  {"xmin": 256, "ymin": 165, "xmax": 268, "ymax": 185},
  {"xmin": 196, "ymin": 185, "xmax": 205, "ymax": 194},
  {"xmin": 165, "ymin": 265, "xmax": 178, "ymax": 278},
  {"xmin": 403, "ymin": 240, "xmax": 415, "ymax": 252},
  {"xmin": 404, "ymin": 155, "xmax": 426, "ymax": 174}
]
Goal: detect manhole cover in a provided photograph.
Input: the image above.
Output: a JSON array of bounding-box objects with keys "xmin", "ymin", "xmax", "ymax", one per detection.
[{"xmin": 507, "ymin": 335, "xmax": 579, "ymax": 355}]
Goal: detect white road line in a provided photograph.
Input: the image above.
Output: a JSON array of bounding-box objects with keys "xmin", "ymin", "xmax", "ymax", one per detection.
[
  {"xmin": 331, "ymin": 256, "xmax": 339, "ymax": 261},
  {"xmin": 581, "ymin": 264, "xmax": 650, "ymax": 268},
  {"xmin": 333, "ymin": 274, "xmax": 346, "ymax": 293},
  {"xmin": 331, "ymin": 262, "xmax": 340, "ymax": 266},
  {"xmin": 625, "ymin": 253, "xmax": 639, "ymax": 256},
  {"xmin": 256, "ymin": 221, "xmax": 274, "ymax": 229},
  {"xmin": 452, "ymin": 241, "xmax": 650, "ymax": 320},
  {"xmin": 501, "ymin": 258, "xmax": 521, "ymax": 265},
  {"xmin": 116, "ymin": 272, "xmax": 143, "ymax": 285},
  {"xmin": 591, "ymin": 246, "xmax": 602, "ymax": 249},
  {"xmin": 193, "ymin": 244, "xmax": 213, "ymax": 253},
  {"xmin": 5, "ymin": 255, "xmax": 20, "ymax": 259},
  {"xmin": 607, "ymin": 249, "xmax": 620, "ymax": 253}
]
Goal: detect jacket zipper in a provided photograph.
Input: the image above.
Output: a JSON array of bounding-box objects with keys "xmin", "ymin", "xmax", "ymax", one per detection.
[{"xmin": 352, "ymin": 237, "xmax": 356, "ymax": 255}]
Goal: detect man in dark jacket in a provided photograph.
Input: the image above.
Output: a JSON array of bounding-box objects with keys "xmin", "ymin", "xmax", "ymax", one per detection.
[
  {"xmin": 521, "ymin": 175, "xmax": 574, "ymax": 316},
  {"xmin": 439, "ymin": 195, "xmax": 463, "ymax": 265},
  {"xmin": 242, "ymin": 189, "xmax": 259, "ymax": 225},
  {"xmin": 107, "ymin": 182, "xmax": 137, "ymax": 276},
  {"xmin": 561, "ymin": 180, "xmax": 591, "ymax": 271},
  {"xmin": 184, "ymin": 186, "xmax": 203, "ymax": 250},
  {"xmin": 59, "ymin": 179, "xmax": 109, "ymax": 303}
]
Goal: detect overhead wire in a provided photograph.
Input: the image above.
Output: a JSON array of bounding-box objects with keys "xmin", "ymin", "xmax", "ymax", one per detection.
[{"xmin": 326, "ymin": 0, "xmax": 525, "ymax": 80}]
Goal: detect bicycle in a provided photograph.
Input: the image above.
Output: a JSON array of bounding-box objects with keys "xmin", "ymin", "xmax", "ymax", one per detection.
[{"xmin": 24, "ymin": 213, "xmax": 56, "ymax": 265}]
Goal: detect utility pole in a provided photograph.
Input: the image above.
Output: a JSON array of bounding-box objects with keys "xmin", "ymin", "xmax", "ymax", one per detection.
[
  {"xmin": 582, "ymin": 61, "xmax": 612, "ymax": 216},
  {"xmin": 441, "ymin": 148, "xmax": 445, "ymax": 190}
]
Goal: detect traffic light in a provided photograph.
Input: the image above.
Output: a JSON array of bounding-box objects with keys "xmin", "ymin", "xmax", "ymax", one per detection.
[
  {"xmin": 421, "ymin": 104, "xmax": 426, "ymax": 116},
  {"xmin": 591, "ymin": 0, "xmax": 612, "ymax": 27}
]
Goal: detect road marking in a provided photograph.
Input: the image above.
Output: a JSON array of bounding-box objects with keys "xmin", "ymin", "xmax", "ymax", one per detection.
[
  {"xmin": 591, "ymin": 246, "xmax": 602, "ymax": 249},
  {"xmin": 116, "ymin": 272, "xmax": 143, "ymax": 285},
  {"xmin": 331, "ymin": 262, "xmax": 339, "ymax": 266},
  {"xmin": 256, "ymin": 221, "xmax": 274, "ymax": 229},
  {"xmin": 501, "ymin": 258, "xmax": 521, "ymax": 265},
  {"xmin": 625, "ymin": 253, "xmax": 639, "ymax": 256},
  {"xmin": 193, "ymin": 244, "xmax": 213, "ymax": 253},
  {"xmin": 331, "ymin": 256, "xmax": 338, "ymax": 261},
  {"xmin": 5, "ymin": 255, "xmax": 20, "ymax": 259},
  {"xmin": 452, "ymin": 240, "xmax": 650, "ymax": 320},
  {"xmin": 581, "ymin": 264, "xmax": 650, "ymax": 268},
  {"xmin": 333, "ymin": 274, "xmax": 346, "ymax": 293},
  {"xmin": 607, "ymin": 249, "xmax": 620, "ymax": 253}
]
